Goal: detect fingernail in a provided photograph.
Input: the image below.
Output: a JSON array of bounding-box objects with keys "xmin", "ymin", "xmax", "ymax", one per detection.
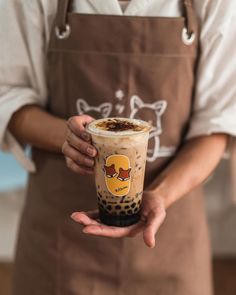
[
  {"xmin": 81, "ymin": 132, "xmax": 90, "ymax": 141},
  {"xmin": 85, "ymin": 158, "xmax": 94, "ymax": 167},
  {"xmin": 83, "ymin": 228, "xmax": 89, "ymax": 234},
  {"xmin": 87, "ymin": 146, "xmax": 96, "ymax": 157},
  {"xmin": 150, "ymin": 239, "xmax": 155, "ymax": 248},
  {"xmin": 71, "ymin": 213, "xmax": 77, "ymax": 219}
]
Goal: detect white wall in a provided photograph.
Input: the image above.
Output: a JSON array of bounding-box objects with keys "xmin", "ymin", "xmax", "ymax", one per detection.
[{"xmin": 0, "ymin": 189, "xmax": 25, "ymax": 261}]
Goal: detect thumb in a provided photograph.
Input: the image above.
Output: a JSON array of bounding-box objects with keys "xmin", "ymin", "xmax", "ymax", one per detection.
[
  {"xmin": 143, "ymin": 208, "xmax": 166, "ymax": 248},
  {"xmin": 80, "ymin": 114, "xmax": 95, "ymax": 125},
  {"xmin": 67, "ymin": 115, "xmax": 95, "ymax": 138}
]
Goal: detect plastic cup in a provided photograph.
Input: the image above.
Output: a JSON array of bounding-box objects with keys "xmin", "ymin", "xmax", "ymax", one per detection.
[{"xmin": 86, "ymin": 117, "xmax": 151, "ymax": 227}]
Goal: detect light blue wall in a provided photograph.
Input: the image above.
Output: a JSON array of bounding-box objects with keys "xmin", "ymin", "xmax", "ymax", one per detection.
[{"xmin": 0, "ymin": 152, "xmax": 27, "ymax": 192}]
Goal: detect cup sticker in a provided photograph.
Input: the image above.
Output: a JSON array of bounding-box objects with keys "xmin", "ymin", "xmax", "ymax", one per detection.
[{"xmin": 103, "ymin": 155, "xmax": 131, "ymax": 197}]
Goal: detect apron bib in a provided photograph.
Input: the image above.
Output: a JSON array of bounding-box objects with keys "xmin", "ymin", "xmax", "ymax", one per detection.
[{"xmin": 13, "ymin": 1, "xmax": 213, "ymax": 294}]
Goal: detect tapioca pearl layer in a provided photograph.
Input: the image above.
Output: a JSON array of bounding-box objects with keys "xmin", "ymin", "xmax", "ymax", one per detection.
[{"xmin": 98, "ymin": 198, "xmax": 142, "ymax": 216}]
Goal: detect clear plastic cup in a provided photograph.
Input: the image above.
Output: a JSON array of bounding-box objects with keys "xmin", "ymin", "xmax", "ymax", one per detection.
[{"xmin": 87, "ymin": 117, "xmax": 151, "ymax": 227}]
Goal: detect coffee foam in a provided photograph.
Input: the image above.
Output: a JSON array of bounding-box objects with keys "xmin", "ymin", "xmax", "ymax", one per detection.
[{"xmin": 87, "ymin": 118, "xmax": 151, "ymax": 137}]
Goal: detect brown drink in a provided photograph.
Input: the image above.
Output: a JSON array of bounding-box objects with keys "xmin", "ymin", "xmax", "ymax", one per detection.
[{"xmin": 87, "ymin": 118, "xmax": 151, "ymax": 227}]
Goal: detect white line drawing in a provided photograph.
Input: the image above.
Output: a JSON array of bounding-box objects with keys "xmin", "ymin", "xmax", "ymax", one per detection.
[
  {"xmin": 76, "ymin": 99, "xmax": 112, "ymax": 118},
  {"xmin": 115, "ymin": 90, "xmax": 125, "ymax": 114},
  {"xmin": 115, "ymin": 89, "xmax": 124, "ymax": 100},
  {"xmin": 76, "ymin": 92, "xmax": 177, "ymax": 162},
  {"xmin": 130, "ymin": 95, "xmax": 175, "ymax": 162},
  {"xmin": 115, "ymin": 104, "xmax": 125, "ymax": 114}
]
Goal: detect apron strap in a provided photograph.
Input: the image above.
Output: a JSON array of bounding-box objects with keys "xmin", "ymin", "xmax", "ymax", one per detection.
[
  {"xmin": 55, "ymin": 0, "xmax": 72, "ymax": 39},
  {"xmin": 183, "ymin": 0, "xmax": 195, "ymax": 35},
  {"xmin": 55, "ymin": 0, "xmax": 195, "ymax": 32},
  {"xmin": 54, "ymin": 0, "xmax": 196, "ymax": 44}
]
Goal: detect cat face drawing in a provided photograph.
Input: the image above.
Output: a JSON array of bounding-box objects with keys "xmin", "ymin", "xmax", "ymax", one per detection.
[
  {"xmin": 130, "ymin": 95, "xmax": 167, "ymax": 162},
  {"xmin": 117, "ymin": 168, "xmax": 131, "ymax": 181},
  {"xmin": 77, "ymin": 99, "xmax": 112, "ymax": 119},
  {"xmin": 103, "ymin": 164, "xmax": 117, "ymax": 178}
]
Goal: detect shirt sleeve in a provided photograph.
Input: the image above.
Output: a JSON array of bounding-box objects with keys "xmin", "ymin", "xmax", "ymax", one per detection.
[
  {"xmin": 0, "ymin": 0, "xmax": 48, "ymax": 172},
  {"xmin": 186, "ymin": 0, "xmax": 236, "ymax": 140}
]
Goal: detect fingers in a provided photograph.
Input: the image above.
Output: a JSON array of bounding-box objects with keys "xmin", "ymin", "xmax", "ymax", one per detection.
[
  {"xmin": 62, "ymin": 141, "xmax": 95, "ymax": 168},
  {"xmin": 66, "ymin": 130, "xmax": 97, "ymax": 157},
  {"xmin": 82, "ymin": 225, "xmax": 130, "ymax": 237},
  {"xmin": 62, "ymin": 115, "xmax": 97, "ymax": 175},
  {"xmin": 65, "ymin": 157, "xmax": 94, "ymax": 175},
  {"xmin": 82, "ymin": 222, "xmax": 143, "ymax": 238},
  {"xmin": 143, "ymin": 208, "xmax": 166, "ymax": 248},
  {"xmin": 72, "ymin": 210, "xmax": 99, "ymax": 220},
  {"xmin": 71, "ymin": 211, "xmax": 100, "ymax": 226}
]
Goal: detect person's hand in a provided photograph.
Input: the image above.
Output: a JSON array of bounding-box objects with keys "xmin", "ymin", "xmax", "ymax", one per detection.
[
  {"xmin": 62, "ymin": 115, "xmax": 97, "ymax": 175},
  {"xmin": 71, "ymin": 191, "xmax": 166, "ymax": 248}
]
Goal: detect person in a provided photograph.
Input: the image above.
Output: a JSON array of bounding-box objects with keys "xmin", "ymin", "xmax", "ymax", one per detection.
[{"xmin": 0, "ymin": 0, "xmax": 236, "ymax": 294}]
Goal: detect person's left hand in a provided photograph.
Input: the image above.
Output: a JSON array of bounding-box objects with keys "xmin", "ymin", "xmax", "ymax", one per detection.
[{"xmin": 71, "ymin": 191, "xmax": 166, "ymax": 248}]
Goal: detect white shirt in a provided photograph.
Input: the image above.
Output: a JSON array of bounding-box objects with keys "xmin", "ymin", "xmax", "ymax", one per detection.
[{"xmin": 0, "ymin": 0, "xmax": 236, "ymax": 172}]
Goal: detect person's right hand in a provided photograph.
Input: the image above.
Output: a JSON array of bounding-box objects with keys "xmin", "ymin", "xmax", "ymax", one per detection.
[{"xmin": 62, "ymin": 115, "xmax": 97, "ymax": 175}]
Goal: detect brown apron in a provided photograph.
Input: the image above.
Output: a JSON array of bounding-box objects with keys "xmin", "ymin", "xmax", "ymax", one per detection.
[{"xmin": 13, "ymin": 0, "xmax": 213, "ymax": 294}]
